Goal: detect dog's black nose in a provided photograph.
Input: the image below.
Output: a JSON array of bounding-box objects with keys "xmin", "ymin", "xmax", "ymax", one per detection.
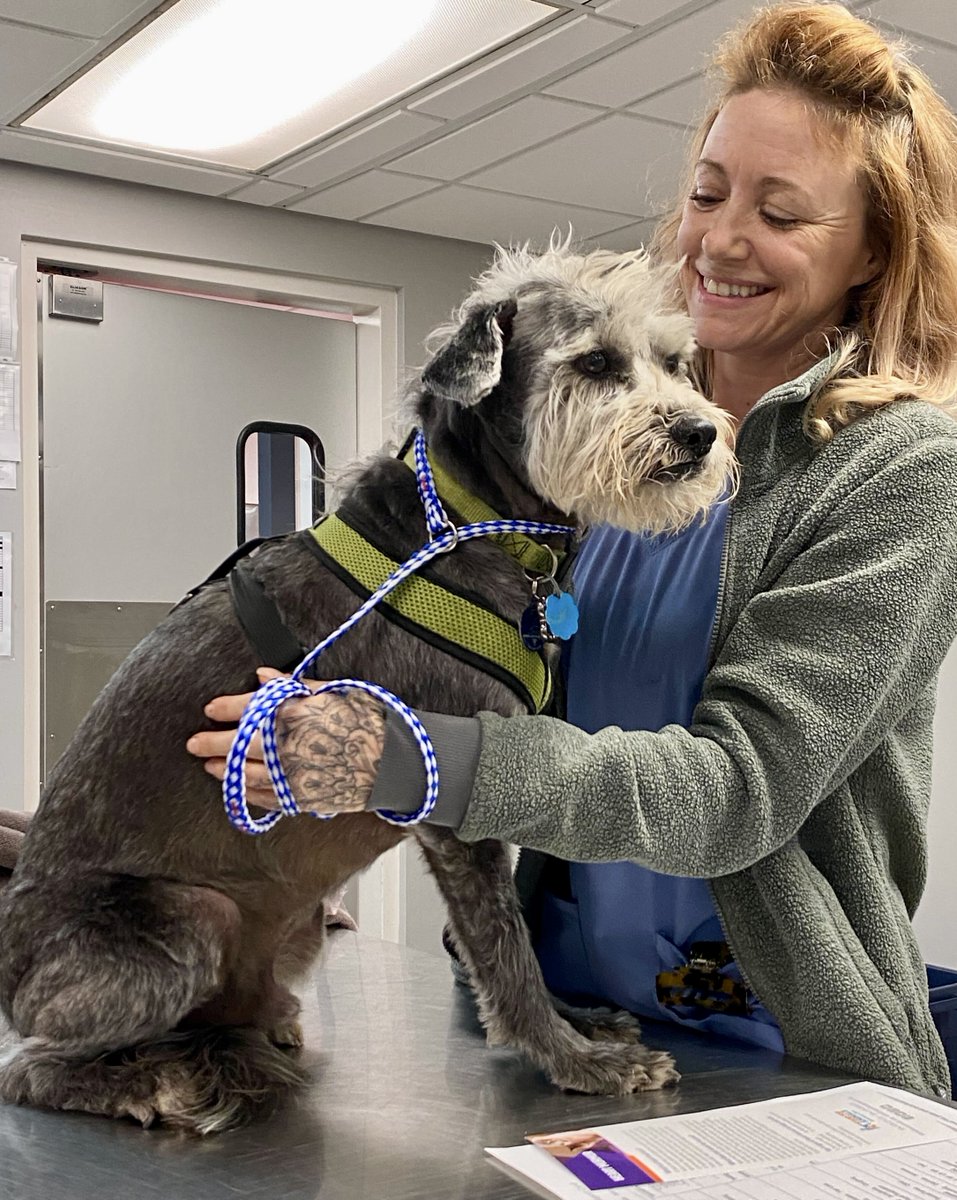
[{"xmin": 670, "ymin": 415, "xmax": 717, "ymax": 459}]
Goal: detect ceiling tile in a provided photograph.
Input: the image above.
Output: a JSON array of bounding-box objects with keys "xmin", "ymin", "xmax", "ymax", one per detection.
[
  {"xmin": 0, "ymin": 1, "xmax": 154, "ymax": 38},
  {"xmin": 270, "ymin": 111, "xmax": 444, "ymax": 188},
  {"xmin": 545, "ymin": 0, "xmax": 758, "ymax": 109},
  {"xmin": 408, "ymin": 13, "xmax": 627, "ymax": 120},
  {"xmin": 629, "ymin": 73, "xmax": 708, "ymax": 126},
  {"xmin": 463, "ymin": 113, "xmax": 685, "ymax": 215},
  {"xmin": 894, "ymin": 34, "xmax": 957, "ymax": 113},
  {"xmin": 0, "ymin": 128, "xmax": 242, "ymax": 194},
  {"xmin": 367, "ymin": 183, "xmax": 629, "ymax": 243},
  {"xmin": 594, "ymin": 0, "xmax": 701, "ymax": 26},
  {"xmin": 0, "ymin": 22, "xmax": 96, "ymax": 124},
  {"xmin": 588, "ymin": 216, "xmax": 661, "ymax": 252},
  {"xmin": 287, "ymin": 170, "xmax": 440, "ymax": 220},
  {"xmin": 387, "ymin": 95, "xmax": 601, "ymax": 181},
  {"xmin": 227, "ymin": 178, "xmax": 306, "ymax": 206},
  {"xmin": 861, "ymin": 0, "xmax": 957, "ymax": 48}
]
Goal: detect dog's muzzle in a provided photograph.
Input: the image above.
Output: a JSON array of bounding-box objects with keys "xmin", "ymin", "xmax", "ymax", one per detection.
[{"xmin": 652, "ymin": 414, "xmax": 719, "ymax": 482}]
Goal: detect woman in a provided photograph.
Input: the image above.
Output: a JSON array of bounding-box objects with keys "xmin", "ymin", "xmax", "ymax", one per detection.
[{"xmin": 191, "ymin": 3, "xmax": 957, "ymax": 1097}]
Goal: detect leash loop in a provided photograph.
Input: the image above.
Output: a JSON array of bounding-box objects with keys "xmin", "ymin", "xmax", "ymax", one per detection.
[{"xmin": 223, "ymin": 430, "xmax": 574, "ymax": 835}]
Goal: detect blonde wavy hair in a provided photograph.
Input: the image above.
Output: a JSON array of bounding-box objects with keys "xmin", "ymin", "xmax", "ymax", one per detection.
[{"xmin": 650, "ymin": 1, "xmax": 957, "ymax": 442}]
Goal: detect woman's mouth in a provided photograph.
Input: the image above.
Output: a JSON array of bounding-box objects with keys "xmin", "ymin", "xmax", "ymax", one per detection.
[{"xmin": 699, "ymin": 274, "xmax": 772, "ymax": 299}]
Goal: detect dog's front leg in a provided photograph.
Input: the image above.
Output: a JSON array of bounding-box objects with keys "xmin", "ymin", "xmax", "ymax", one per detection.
[{"xmin": 414, "ymin": 827, "xmax": 678, "ymax": 1096}]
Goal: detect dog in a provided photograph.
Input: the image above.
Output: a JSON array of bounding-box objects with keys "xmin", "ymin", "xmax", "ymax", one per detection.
[{"xmin": 0, "ymin": 243, "xmax": 735, "ymax": 1134}]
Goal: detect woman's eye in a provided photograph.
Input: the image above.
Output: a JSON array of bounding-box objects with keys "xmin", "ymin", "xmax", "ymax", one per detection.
[
  {"xmin": 577, "ymin": 350, "xmax": 609, "ymax": 376},
  {"xmin": 689, "ymin": 191, "xmax": 720, "ymax": 208},
  {"xmin": 763, "ymin": 210, "xmax": 799, "ymax": 229}
]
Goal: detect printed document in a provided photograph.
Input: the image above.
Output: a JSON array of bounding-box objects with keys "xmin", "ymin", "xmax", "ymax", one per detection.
[{"xmin": 487, "ymin": 1081, "xmax": 957, "ymax": 1199}]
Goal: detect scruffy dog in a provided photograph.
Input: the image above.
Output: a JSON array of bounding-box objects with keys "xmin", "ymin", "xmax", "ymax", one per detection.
[{"xmin": 0, "ymin": 245, "xmax": 734, "ymax": 1134}]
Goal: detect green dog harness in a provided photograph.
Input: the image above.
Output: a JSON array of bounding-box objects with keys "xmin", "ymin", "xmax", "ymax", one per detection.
[{"xmin": 303, "ymin": 447, "xmax": 570, "ymax": 714}]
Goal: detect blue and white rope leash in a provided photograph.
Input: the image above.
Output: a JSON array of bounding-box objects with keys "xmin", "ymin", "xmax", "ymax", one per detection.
[{"xmin": 223, "ymin": 430, "xmax": 574, "ymax": 835}]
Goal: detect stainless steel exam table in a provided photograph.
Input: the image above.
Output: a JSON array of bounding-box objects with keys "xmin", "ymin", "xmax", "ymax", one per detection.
[{"xmin": 0, "ymin": 932, "xmax": 910, "ymax": 1200}]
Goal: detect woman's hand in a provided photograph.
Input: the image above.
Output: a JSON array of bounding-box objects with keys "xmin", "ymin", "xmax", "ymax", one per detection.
[{"xmin": 186, "ymin": 667, "xmax": 386, "ymax": 815}]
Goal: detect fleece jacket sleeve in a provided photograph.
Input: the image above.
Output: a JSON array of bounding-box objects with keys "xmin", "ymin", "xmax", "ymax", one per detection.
[
  {"xmin": 446, "ymin": 428, "xmax": 957, "ymax": 874},
  {"xmin": 367, "ymin": 708, "xmax": 481, "ymax": 827}
]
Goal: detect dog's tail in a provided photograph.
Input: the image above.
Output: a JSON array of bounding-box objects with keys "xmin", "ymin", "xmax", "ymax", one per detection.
[{"xmin": 0, "ymin": 1025, "xmax": 306, "ymax": 1134}]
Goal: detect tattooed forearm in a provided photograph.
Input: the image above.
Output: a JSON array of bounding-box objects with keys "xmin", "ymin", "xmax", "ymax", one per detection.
[{"xmin": 275, "ymin": 692, "xmax": 386, "ymax": 813}]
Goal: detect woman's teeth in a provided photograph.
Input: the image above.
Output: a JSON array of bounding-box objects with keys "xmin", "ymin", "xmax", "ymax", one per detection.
[{"xmin": 703, "ymin": 277, "xmax": 768, "ymax": 298}]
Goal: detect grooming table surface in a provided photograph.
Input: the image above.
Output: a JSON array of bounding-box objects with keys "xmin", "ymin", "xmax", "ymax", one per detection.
[{"xmin": 0, "ymin": 932, "xmax": 920, "ymax": 1199}]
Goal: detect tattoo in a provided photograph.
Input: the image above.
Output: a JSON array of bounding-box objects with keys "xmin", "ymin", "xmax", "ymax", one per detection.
[{"xmin": 276, "ymin": 693, "xmax": 386, "ymax": 814}]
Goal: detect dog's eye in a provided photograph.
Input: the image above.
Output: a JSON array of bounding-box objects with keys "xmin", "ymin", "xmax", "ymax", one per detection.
[
  {"xmin": 664, "ymin": 353, "xmax": 687, "ymax": 376},
  {"xmin": 577, "ymin": 350, "xmax": 609, "ymax": 376}
]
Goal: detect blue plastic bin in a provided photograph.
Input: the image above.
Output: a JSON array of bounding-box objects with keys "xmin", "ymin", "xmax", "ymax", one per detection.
[{"xmin": 928, "ymin": 964, "xmax": 957, "ymax": 1098}]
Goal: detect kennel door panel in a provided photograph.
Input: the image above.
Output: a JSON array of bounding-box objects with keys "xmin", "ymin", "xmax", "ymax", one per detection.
[
  {"xmin": 43, "ymin": 600, "xmax": 171, "ymax": 779},
  {"xmin": 41, "ymin": 282, "xmax": 357, "ymax": 603},
  {"xmin": 40, "ymin": 280, "xmax": 357, "ymax": 772}
]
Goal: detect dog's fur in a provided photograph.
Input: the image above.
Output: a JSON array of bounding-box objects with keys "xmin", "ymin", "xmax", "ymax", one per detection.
[{"xmin": 0, "ymin": 244, "xmax": 734, "ymax": 1134}]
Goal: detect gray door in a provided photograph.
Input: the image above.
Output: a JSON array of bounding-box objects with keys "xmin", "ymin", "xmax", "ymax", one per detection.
[{"xmin": 40, "ymin": 278, "xmax": 357, "ymax": 778}]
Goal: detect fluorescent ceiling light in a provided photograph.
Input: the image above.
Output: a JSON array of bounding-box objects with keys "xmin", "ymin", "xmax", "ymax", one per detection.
[
  {"xmin": 22, "ymin": 0, "xmax": 554, "ymax": 170},
  {"xmin": 97, "ymin": 0, "xmax": 441, "ymax": 152}
]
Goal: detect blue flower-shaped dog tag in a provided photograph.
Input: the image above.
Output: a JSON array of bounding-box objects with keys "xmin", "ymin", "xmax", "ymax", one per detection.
[{"xmin": 544, "ymin": 591, "xmax": 579, "ymax": 640}]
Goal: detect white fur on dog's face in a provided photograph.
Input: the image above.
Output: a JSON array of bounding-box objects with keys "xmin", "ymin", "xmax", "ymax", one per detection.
[{"xmin": 466, "ymin": 243, "xmax": 737, "ymax": 534}]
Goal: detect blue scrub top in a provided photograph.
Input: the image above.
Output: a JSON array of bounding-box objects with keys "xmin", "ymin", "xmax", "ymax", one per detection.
[{"xmin": 533, "ymin": 509, "xmax": 785, "ymax": 1052}]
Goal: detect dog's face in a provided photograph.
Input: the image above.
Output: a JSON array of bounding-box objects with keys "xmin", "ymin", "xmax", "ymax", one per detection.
[{"xmin": 420, "ymin": 244, "xmax": 736, "ymax": 534}]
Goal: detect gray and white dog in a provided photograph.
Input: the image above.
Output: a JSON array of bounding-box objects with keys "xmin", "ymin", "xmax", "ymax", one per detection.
[{"xmin": 0, "ymin": 244, "xmax": 734, "ymax": 1134}]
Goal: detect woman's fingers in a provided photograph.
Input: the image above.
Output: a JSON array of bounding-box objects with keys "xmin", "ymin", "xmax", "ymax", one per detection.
[
  {"xmin": 201, "ymin": 755, "xmax": 276, "ymax": 797},
  {"xmin": 187, "ymin": 728, "xmax": 249, "ymax": 759},
  {"xmin": 187, "ymin": 669, "xmax": 367, "ymax": 814},
  {"xmin": 202, "ymin": 689, "xmax": 257, "ymax": 724}
]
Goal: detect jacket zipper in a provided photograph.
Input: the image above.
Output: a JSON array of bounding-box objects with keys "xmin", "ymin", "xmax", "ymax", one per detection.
[
  {"xmin": 700, "ymin": 360, "xmax": 838, "ymax": 1022},
  {"xmin": 704, "ymin": 412, "xmax": 767, "ymax": 1017}
]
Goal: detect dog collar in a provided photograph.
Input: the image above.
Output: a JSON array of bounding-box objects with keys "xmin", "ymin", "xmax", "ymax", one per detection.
[{"xmin": 401, "ymin": 442, "xmax": 571, "ymax": 578}]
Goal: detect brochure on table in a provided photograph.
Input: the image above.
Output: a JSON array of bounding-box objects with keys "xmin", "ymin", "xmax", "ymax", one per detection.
[{"xmin": 487, "ymin": 1081, "xmax": 957, "ymax": 1199}]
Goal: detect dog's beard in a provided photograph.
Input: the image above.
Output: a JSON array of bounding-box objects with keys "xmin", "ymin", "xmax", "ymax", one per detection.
[{"xmin": 523, "ymin": 372, "xmax": 737, "ymax": 535}]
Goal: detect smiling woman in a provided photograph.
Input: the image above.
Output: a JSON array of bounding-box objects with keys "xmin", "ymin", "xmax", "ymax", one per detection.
[
  {"xmin": 675, "ymin": 87, "xmax": 881, "ymax": 421},
  {"xmin": 654, "ymin": 1, "xmax": 957, "ymax": 438}
]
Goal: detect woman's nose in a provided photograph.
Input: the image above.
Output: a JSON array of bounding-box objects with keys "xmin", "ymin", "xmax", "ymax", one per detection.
[{"xmin": 700, "ymin": 206, "xmax": 749, "ymax": 259}]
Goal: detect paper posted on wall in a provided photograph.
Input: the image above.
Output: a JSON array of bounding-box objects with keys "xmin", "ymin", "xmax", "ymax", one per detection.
[
  {"xmin": 0, "ymin": 364, "xmax": 20, "ymax": 462},
  {"xmin": 0, "ymin": 532, "xmax": 10, "ymax": 657},
  {"xmin": 487, "ymin": 1081, "xmax": 957, "ymax": 1200},
  {"xmin": 0, "ymin": 259, "xmax": 17, "ymax": 362}
]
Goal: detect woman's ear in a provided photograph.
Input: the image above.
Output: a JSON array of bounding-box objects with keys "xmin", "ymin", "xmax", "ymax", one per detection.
[{"xmin": 853, "ymin": 241, "xmax": 885, "ymax": 289}]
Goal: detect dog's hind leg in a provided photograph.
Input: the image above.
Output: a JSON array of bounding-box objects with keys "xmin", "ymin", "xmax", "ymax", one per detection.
[
  {"xmin": 0, "ymin": 874, "xmax": 302, "ymax": 1131},
  {"xmin": 415, "ymin": 828, "xmax": 679, "ymax": 1095}
]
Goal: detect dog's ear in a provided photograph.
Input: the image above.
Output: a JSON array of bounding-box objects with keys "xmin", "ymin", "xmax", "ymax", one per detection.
[{"xmin": 422, "ymin": 299, "xmax": 517, "ymax": 407}]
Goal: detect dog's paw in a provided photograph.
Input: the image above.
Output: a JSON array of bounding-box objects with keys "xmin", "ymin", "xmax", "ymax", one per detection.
[
  {"xmin": 545, "ymin": 1041, "xmax": 679, "ymax": 1096},
  {"xmin": 552, "ymin": 1001, "xmax": 645, "ymax": 1044}
]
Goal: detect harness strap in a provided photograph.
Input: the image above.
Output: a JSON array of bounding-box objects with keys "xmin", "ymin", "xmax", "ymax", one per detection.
[
  {"xmin": 171, "ymin": 536, "xmax": 305, "ymax": 672},
  {"xmin": 227, "ymin": 562, "xmax": 304, "ymax": 673},
  {"xmin": 305, "ymin": 515, "xmax": 552, "ymax": 713}
]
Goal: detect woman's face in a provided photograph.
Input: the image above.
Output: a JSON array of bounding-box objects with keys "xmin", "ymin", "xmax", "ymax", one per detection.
[{"xmin": 676, "ymin": 88, "xmax": 879, "ymax": 374}]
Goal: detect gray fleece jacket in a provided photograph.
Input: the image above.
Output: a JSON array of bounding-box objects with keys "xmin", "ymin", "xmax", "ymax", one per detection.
[{"xmin": 373, "ymin": 358, "xmax": 957, "ymax": 1098}]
